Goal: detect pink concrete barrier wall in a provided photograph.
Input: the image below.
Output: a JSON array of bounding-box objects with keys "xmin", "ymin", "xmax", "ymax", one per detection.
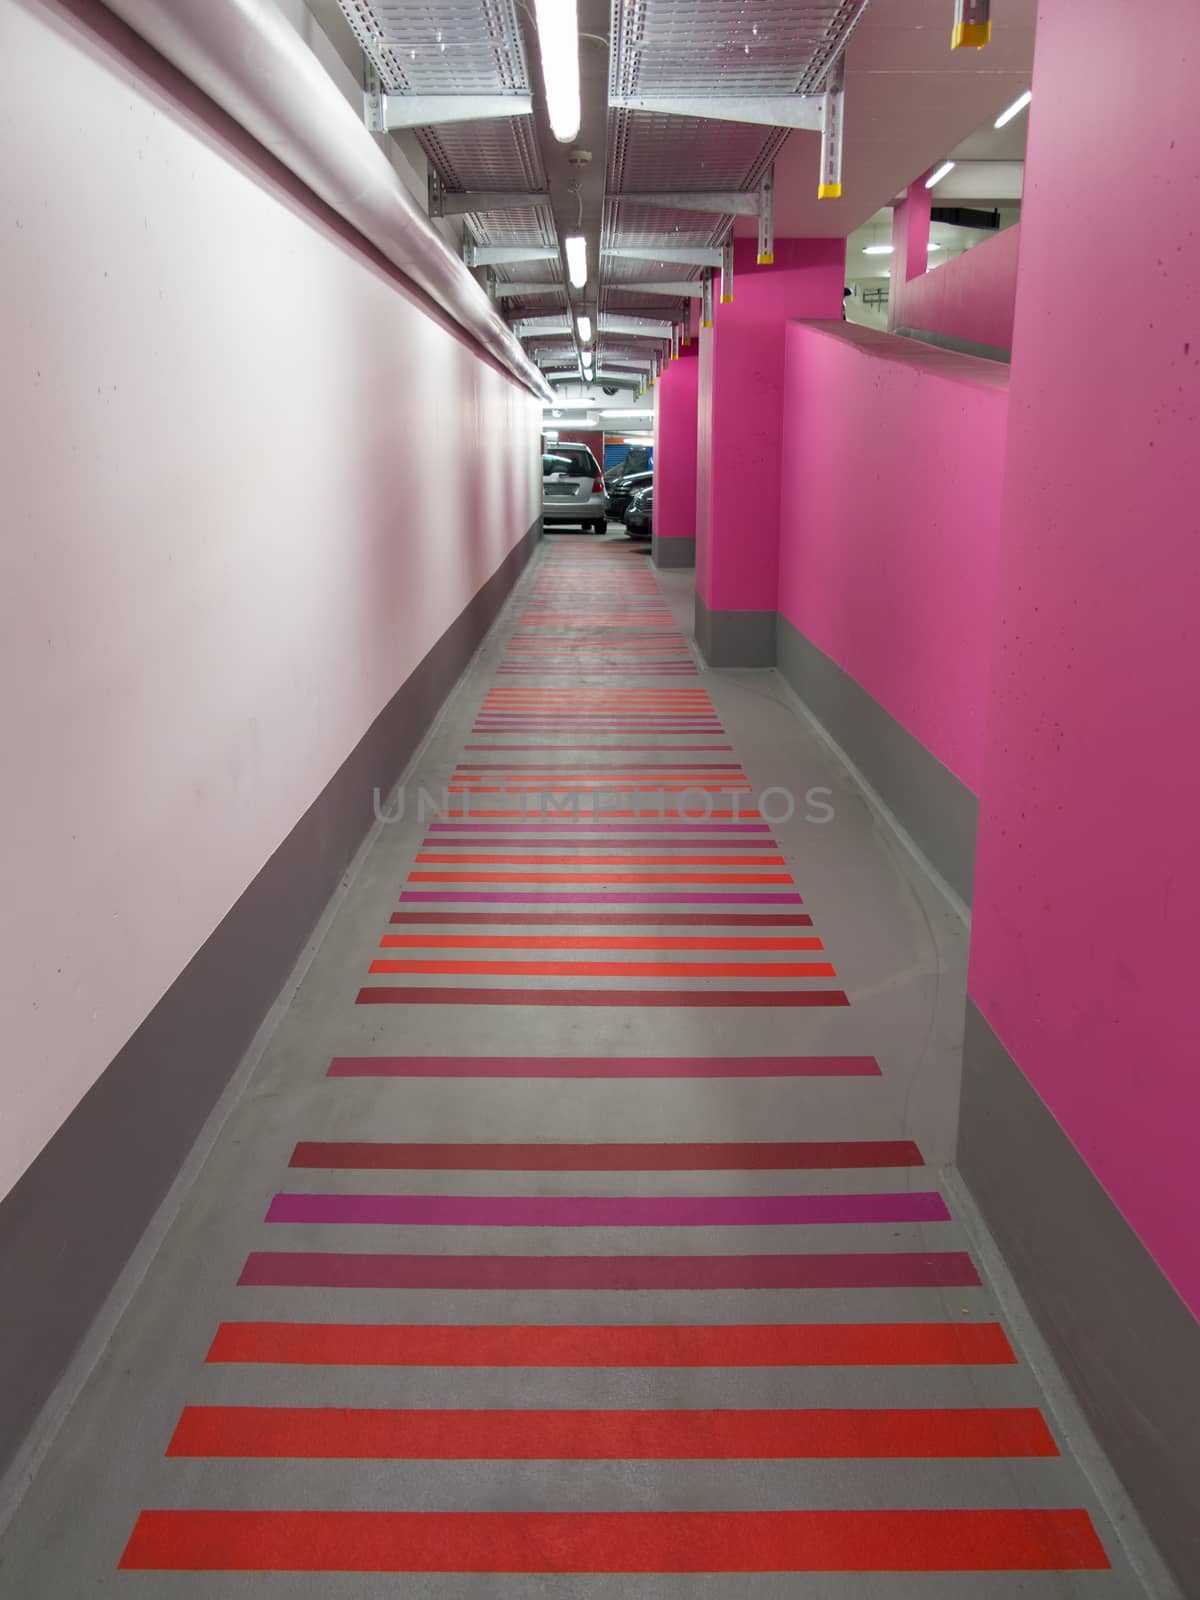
[
  {"xmin": 892, "ymin": 225, "xmax": 1021, "ymax": 354},
  {"xmin": 778, "ymin": 324, "xmax": 1009, "ymax": 793}
]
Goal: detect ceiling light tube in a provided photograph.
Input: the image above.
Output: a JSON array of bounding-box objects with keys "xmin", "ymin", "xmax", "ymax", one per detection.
[
  {"xmin": 862, "ymin": 243, "xmax": 893, "ymax": 255},
  {"xmin": 925, "ymin": 161, "xmax": 956, "ymax": 189},
  {"xmin": 994, "ymin": 90, "xmax": 1032, "ymax": 129},
  {"xmin": 576, "ymin": 313, "xmax": 592, "ymax": 342},
  {"xmin": 533, "ymin": 0, "xmax": 581, "ymax": 144},
  {"xmin": 565, "ymin": 233, "xmax": 588, "ymax": 289}
]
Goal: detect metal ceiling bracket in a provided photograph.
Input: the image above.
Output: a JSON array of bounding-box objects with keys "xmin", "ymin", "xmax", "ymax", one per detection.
[
  {"xmin": 609, "ymin": 94, "xmax": 824, "ymax": 131},
  {"xmin": 758, "ymin": 164, "xmax": 776, "ymax": 265},
  {"xmin": 368, "ymin": 88, "xmax": 534, "ymax": 132},
  {"xmin": 514, "ymin": 315, "xmax": 573, "ymax": 337},
  {"xmin": 434, "ymin": 189, "xmax": 551, "ymax": 218},
  {"xmin": 603, "ymin": 245, "xmax": 724, "ymax": 269},
  {"xmin": 609, "ymin": 190, "xmax": 761, "ymax": 218},
  {"xmin": 952, "ymin": 0, "xmax": 991, "ymax": 48},
  {"xmin": 720, "ymin": 242, "xmax": 734, "ymax": 304},
  {"xmin": 701, "ymin": 274, "xmax": 714, "ymax": 329},
  {"xmin": 599, "ymin": 315, "xmax": 675, "ymax": 338},
  {"xmin": 818, "ymin": 54, "xmax": 846, "ymax": 199},
  {"xmin": 466, "ymin": 243, "xmax": 559, "ymax": 267},
  {"xmin": 617, "ymin": 281, "xmax": 706, "ymax": 298},
  {"xmin": 492, "ymin": 281, "xmax": 566, "ymax": 299}
]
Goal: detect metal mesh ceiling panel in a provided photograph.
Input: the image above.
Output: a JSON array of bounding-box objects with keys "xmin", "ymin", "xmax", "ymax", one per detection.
[
  {"xmin": 419, "ymin": 114, "xmax": 545, "ymax": 193},
  {"xmin": 339, "ymin": 0, "xmax": 530, "ymax": 95},
  {"xmin": 611, "ymin": 0, "xmax": 868, "ymax": 100}
]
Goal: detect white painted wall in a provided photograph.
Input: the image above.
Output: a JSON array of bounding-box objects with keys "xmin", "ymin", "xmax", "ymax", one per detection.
[{"xmin": 0, "ymin": 0, "xmax": 541, "ymax": 1201}]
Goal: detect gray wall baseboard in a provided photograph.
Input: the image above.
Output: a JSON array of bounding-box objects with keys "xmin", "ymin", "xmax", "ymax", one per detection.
[
  {"xmin": 694, "ymin": 593, "xmax": 777, "ymax": 668},
  {"xmin": 958, "ymin": 999, "xmax": 1200, "ymax": 1593},
  {"xmin": 776, "ymin": 616, "xmax": 978, "ymax": 904},
  {"xmin": 652, "ymin": 534, "xmax": 695, "ymax": 569},
  {"xmin": 0, "ymin": 515, "xmax": 541, "ymax": 1484}
]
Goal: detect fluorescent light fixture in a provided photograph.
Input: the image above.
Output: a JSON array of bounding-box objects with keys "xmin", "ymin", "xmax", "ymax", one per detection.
[
  {"xmin": 565, "ymin": 234, "xmax": 588, "ymax": 289},
  {"xmin": 533, "ymin": 0, "xmax": 581, "ymax": 144},
  {"xmin": 994, "ymin": 90, "xmax": 1032, "ymax": 129},
  {"xmin": 927, "ymin": 241, "xmax": 941, "ymax": 251},
  {"xmin": 862, "ymin": 243, "xmax": 893, "ymax": 255},
  {"xmin": 576, "ymin": 314, "xmax": 592, "ymax": 342},
  {"xmin": 925, "ymin": 161, "xmax": 956, "ymax": 189}
]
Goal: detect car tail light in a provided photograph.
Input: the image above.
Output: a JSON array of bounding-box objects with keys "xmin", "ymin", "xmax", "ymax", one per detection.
[{"xmin": 593, "ymin": 475, "xmax": 604, "ymax": 492}]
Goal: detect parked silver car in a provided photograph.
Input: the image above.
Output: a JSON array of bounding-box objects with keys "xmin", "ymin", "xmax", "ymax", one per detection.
[{"xmin": 542, "ymin": 444, "xmax": 608, "ymax": 534}]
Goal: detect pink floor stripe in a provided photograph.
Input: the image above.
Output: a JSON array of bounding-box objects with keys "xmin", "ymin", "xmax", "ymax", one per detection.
[{"xmin": 398, "ymin": 892, "xmax": 804, "ymax": 905}]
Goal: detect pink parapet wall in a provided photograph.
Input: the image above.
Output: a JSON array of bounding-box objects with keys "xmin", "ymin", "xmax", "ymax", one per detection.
[
  {"xmin": 653, "ymin": 343, "xmax": 699, "ymax": 542},
  {"xmin": 969, "ymin": 0, "xmax": 1200, "ymax": 1315},
  {"xmin": 778, "ymin": 324, "xmax": 1008, "ymax": 794},
  {"xmin": 696, "ymin": 238, "xmax": 846, "ymax": 612},
  {"xmin": 892, "ymin": 224, "xmax": 1021, "ymax": 354}
]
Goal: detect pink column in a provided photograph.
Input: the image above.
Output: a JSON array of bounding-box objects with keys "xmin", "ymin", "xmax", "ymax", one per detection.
[
  {"xmin": 694, "ymin": 237, "xmax": 845, "ymax": 663},
  {"xmin": 651, "ymin": 335, "xmax": 699, "ymax": 568},
  {"xmin": 962, "ymin": 0, "xmax": 1200, "ymax": 1582},
  {"xmin": 888, "ymin": 176, "xmax": 931, "ymax": 329}
]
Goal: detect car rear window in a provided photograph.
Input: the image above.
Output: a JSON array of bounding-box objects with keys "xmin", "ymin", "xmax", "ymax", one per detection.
[{"xmin": 543, "ymin": 447, "xmax": 597, "ymax": 478}]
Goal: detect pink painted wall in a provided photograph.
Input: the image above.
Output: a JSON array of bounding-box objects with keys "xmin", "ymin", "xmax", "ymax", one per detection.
[
  {"xmin": 653, "ymin": 344, "xmax": 699, "ymax": 542},
  {"xmin": 696, "ymin": 238, "xmax": 846, "ymax": 611},
  {"xmin": 892, "ymin": 224, "xmax": 1021, "ymax": 353},
  {"xmin": 890, "ymin": 177, "xmax": 931, "ymax": 292},
  {"xmin": 969, "ymin": 0, "xmax": 1200, "ymax": 1316},
  {"xmin": 0, "ymin": 0, "xmax": 541, "ymax": 1203},
  {"xmin": 778, "ymin": 324, "xmax": 1008, "ymax": 793}
]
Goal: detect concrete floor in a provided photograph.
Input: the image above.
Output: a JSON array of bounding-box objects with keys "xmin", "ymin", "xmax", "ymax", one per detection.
[{"xmin": 0, "ymin": 533, "xmax": 1145, "ymax": 1595}]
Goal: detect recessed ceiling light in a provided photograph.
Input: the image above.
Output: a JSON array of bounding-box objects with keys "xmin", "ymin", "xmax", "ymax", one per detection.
[
  {"xmin": 863, "ymin": 244, "xmax": 893, "ymax": 255},
  {"xmin": 994, "ymin": 90, "xmax": 1032, "ymax": 129},
  {"xmin": 532, "ymin": 0, "xmax": 581, "ymax": 143},
  {"xmin": 925, "ymin": 161, "xmax": 956, "ymax": 189},
  {"xmin": 576, "ymin": 314, "xmax": 592, "ymax": 342},
  {"xmin": 927, "ymin": 241, "xmax": 941, "ymax": 250}
]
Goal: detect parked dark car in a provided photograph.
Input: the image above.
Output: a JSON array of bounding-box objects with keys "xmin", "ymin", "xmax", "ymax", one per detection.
[
  {"xmin": 607, "ymin": 469, "xmax": 653, "ymax": 523},
  {"xmin": 623, "ymin": 482, "xmax": 653, "ymax": 540}
]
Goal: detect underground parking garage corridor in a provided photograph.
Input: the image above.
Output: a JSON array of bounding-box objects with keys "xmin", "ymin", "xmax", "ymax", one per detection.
[{"xmin": 1, "ymin": 0, "xmax": 1198, "ymax": 1595}]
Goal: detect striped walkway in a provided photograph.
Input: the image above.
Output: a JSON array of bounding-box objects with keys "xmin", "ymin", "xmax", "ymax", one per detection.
[{"xmin": 0, "ymin": 537, "xmax": 1137, "ymax": 1595}]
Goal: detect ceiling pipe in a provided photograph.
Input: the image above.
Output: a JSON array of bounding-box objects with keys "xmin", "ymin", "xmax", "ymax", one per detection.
[{"xmin": 94, "ymin": 0, "xmax": 552, "ymax": 401}]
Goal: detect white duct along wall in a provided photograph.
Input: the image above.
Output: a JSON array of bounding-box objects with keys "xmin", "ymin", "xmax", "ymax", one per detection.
[{"xmin": 94, "ymin": 0, "xmax": 551, "ymax": 400}]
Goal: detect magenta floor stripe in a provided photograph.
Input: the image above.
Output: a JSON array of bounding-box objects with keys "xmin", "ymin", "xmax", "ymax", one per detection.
[
  {"xmin": 463, "ymin": 746, "xmax": 735, "ymax": 751},
  {"xmin": 265, "ymin": 1192, "xmax": 952, "ymax": 1227},
  {"xmin": 327, "ymin": 1056, "xmax": 880, "ymax": 1078},
  {"xmin": 398, "ymin": 892, "xmax": 804, "ymax": 905},
  {"xmin": 426, "ymin": 824, "xmax": 773, "ymax": 833}
]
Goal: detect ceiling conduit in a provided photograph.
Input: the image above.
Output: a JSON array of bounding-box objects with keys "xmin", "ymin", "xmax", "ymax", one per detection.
[{"xmin": 95, "ymin": 0, "xmax": 553, "ymax": 400}]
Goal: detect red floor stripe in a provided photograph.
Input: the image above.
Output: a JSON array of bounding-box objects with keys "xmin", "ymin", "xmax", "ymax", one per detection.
[
  {"xmin": 357, "ymin": 987, "xmax": 849, "ymax": 1007},
  {"xmin": 378, "ymin": 936, "xmax": 824, "ymax": 952},
  {"xmin": 367, "ymin": 960, "xmax": 836, "ymax": 978},
  {"xmin": 388, "ymin": 913, "xmax": 815, "ymax": 926},
  {"xmin": 206, "ymin": 1320, "xmax": 1014, "ymax": 1367},
  {"xmin": 120, "ymin": 1507, "xmax": 1108, "ymax": 1572},
  {"xmin": 167, "ymin": 1406, "xmax": 1056, "ymax": 1460},
  {"xmin": 405, "ymin": 872, "xmax": 792, "ymax": 885},
  {"xmin": 288, "ymin": 1140, "xmax": 923, "ymax": 1170},
  {"xmin": 326, "ymin": 1054, "xmax": 877, "ymax": 1077}
]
